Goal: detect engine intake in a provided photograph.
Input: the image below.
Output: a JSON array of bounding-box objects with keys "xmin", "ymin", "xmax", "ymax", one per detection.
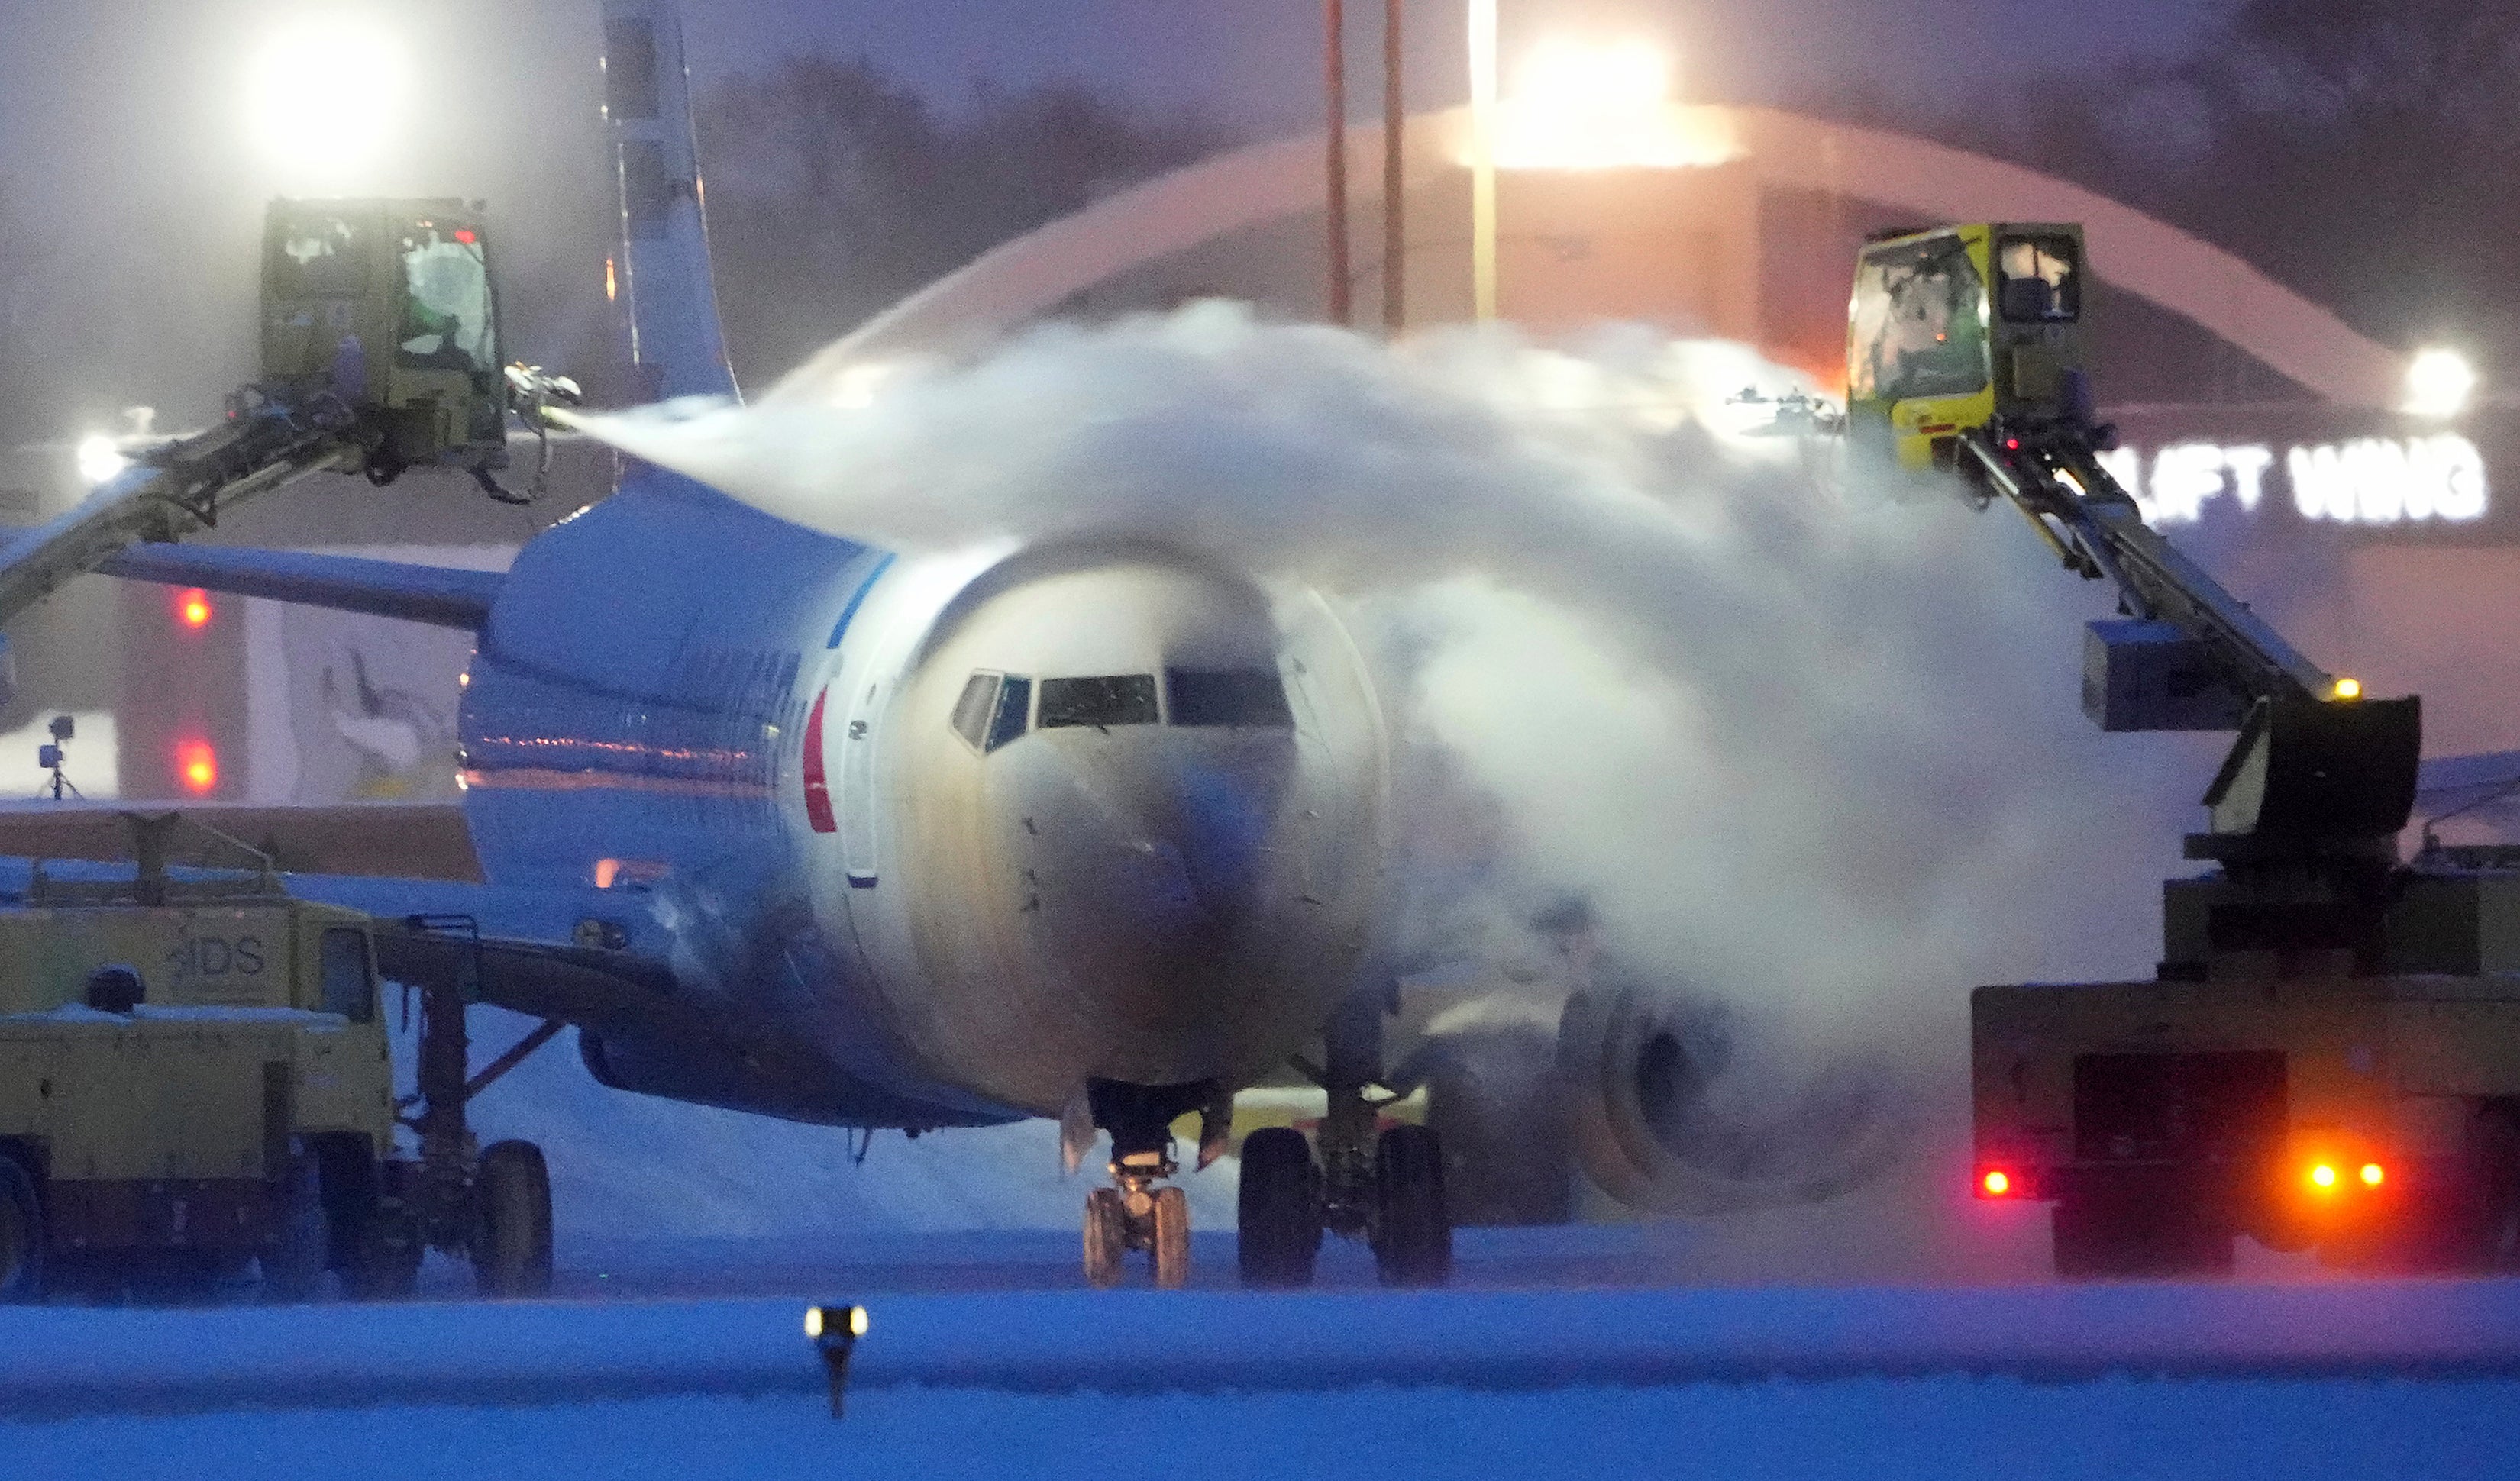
[{"xmin": 1556, "ymin": 979, "xmax": 1912, "ymax": 1215}]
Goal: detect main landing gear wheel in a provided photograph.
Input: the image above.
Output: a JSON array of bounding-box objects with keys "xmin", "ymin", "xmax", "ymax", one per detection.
[
  {"xmin": 472, "ymin": 1139, "xmax": 554, "ymax": 1298},
  {"xmin": 1371, "ymin": 1124, "xmax": 1453, "ymax": 1288},
  {"xmin": 1237, "ymin": 1127, "xmax": 1323, "ymax": 1288}
]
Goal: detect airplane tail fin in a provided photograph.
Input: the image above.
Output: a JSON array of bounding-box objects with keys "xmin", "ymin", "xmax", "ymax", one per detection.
[{"xmin": 601, "ymin": 1, "xmax": 739, "ymax": 405}]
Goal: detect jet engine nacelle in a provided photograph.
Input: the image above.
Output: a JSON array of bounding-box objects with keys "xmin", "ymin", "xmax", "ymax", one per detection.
[{"xmin": 1554, "ymin": 979, "xmax": 1911, "ymax": 1215}]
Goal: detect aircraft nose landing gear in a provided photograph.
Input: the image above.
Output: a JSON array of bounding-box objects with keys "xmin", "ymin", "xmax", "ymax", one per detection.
[{"xmin": 1075, "ymin": 1079, "xmax": 1223, "ymax": 1289}]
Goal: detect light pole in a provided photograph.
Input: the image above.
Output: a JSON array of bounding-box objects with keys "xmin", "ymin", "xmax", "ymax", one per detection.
[
  {"xmin": 1384, "ymin": 0, "xmax": 1406, "ymax": 333},
  {"xmin": 1467, "ymin": 0, "xmax": 1497, "ymax": 321},
  {"xmin": 1326, "ymin": 0, "xmax": 1353, "ymax": 326}
]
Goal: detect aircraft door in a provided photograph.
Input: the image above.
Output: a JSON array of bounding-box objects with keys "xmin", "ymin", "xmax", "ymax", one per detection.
[{"xmin": 841, "ymin": 678, "xmax": 884, "ymax": 886}]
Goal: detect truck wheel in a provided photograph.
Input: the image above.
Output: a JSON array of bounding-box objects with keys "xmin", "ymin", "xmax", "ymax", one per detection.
[
  {"xmin": 0, "ymin": 1159, "xmax": 42, "ymax": 1302},
  {"xmin": 1371, "ymin": 1124, "xmax": 1454, "ymax": 1288},
  {"xmin": 2469, "ymin": 1103, "xmax": 2520, "ymax": 1273},
  {"xmin": 2053, "ymin": 1185, "xmax": 2231, "ymax": 1279},
  {"xmin": 1236, "ymin": 1127, "xmax": 1323, "ymax": 1289},
  {"xmin": 472, "ymin": 1140, "xmax": 554, "ymax": 1298},
  {"xmin": 1151, "ymin": 1186, "xmax": 1191, "ymax": 1289},
  {"xmin": 260, "ymin": 1156, "xmax": 332, "ymax": 1303}
]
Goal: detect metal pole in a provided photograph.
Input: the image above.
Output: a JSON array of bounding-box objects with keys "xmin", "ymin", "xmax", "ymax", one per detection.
[
  {"xmin": 1468, "ymin": 0, "xmax": 1497, "ymax": 321},
  {"xmin": 1326, "ymin": 0, "xmax": 1353, "ymax": 326},
  {"xmin": 1383, "ymin": 0, "xmax": 1405, "ymax": 333}
]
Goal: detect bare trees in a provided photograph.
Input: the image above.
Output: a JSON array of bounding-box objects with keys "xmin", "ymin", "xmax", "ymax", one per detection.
[{"xmin": 696, "ymin": 59, "xmax": 1222, "ymax": 382}]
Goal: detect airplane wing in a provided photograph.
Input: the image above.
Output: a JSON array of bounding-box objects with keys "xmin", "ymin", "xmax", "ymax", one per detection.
[
  {"xmin": 2416, "ymin": 750, "xmax": 2520, "ymax": 820},
  {"xmin": 0, "ymin": 800, "xmax": 481, "ymax": 882},
  {"xmin": 95, "ymin": 544, "xmax": 499, "ymax": 631}
]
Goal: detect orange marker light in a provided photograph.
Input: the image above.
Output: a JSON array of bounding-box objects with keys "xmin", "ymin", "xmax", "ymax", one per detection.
[
  {"xmin": 177, "ymin": 589, "xmax": 213, "ymax": 630},
  {"xmin": 1979, "ymin": 1170, "xmax": 2011, "ymax": 1197},
  {"xmin": 2308, "ymin": 1163, "xmax": 2339, "ymax": 1190},
  {"xmin": 2359, "ymin": 1162, "xmax": 2384, "ymax": 1188},
  {"xmin": 177, "ymin": 740, "xmax": 218, "ymax": 795}
]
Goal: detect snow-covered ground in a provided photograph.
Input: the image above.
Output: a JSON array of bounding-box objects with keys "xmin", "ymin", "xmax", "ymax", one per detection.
[
  {"xmin": 8, "ymin": 1273, "xmax": 2520, "ymax": 1479},
  {"xmin": 13, "ymin": 1375, "xmax": 2519, "ymax": 1481}
]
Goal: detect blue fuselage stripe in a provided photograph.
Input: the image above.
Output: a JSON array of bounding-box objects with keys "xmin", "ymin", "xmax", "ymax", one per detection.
[{"xmin": 826, "ymin": 554, "xmax": 896, "ymax": 649}]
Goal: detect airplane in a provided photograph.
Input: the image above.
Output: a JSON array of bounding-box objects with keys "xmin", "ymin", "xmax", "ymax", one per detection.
[{"xmin": 0, "ymin": 0, "xmax": 1893, "ymax": 1291}]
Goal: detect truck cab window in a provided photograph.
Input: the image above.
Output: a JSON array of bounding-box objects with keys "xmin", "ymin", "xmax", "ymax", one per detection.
[
  {"xmin": 1166, "ymin": 668, "xmax": 1294, "ymax": 727},
  {"xmin": 1038, "ymin": 675, "xmax": 1160, "ymax": 730},
  {"xmin": 320, "ymin": 928, "xmax": 376, "ymax": 1022},
  {"xmin": 1997, "ymin": 235, "xmax": 2081, "ymax": 322},
  {"xmin": 85, "ymin": 965, "xmax": 144, "ymax": 1015},
  {"xmin": 398, "ymin": 230, "xmax": 495, "ymax": 373},
  {"xmin": 1849, "ymin": 238, "xmax": 1988, "ymax": 404},
  {"xmin": 270, "ymin": 215, "xmax": 368, "ymax": 297}
]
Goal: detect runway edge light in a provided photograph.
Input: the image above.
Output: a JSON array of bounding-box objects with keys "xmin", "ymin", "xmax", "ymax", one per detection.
[{"xmin": 806, "ymin": 1303, "xmax": 868, "ymax": 1418}]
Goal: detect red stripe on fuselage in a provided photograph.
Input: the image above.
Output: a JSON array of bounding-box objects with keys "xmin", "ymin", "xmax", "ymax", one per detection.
[{"xmin": 802, "ymin": 686, "xmax": 838, "ymax": 833}]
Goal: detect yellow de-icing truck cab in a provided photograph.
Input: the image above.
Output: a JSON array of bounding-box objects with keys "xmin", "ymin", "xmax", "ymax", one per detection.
[
  {"xmin": 1834, "ymin": 224, "xmax": 2520, "ymax": 1279},
  {"xmin": 1846, "ymin": 223, "xmax": 2091, "ymax": 471},
  {"xmin": 0, "ymin": 859, "xmax": 555, "ymax": 1303},
  {"xmin": 0, "ymin": 873, "xmax": 393, "ymax": 1299}
]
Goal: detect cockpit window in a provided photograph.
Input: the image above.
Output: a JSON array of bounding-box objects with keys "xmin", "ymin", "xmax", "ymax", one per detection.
[
  {"xmin": 1166, "ymin": 668, "xmax": 1293, "ymax": 728},
  {"xmin": 1038, "ymin": 675, "xmax": 1159, "ymax": 730},
  {"xmin": 951, "ymin": 673, "xmax": 1000, "ymax": 750},
  {"xmin": 986, "ymin": 676, "xmax": 1032, "ymax": 751}
]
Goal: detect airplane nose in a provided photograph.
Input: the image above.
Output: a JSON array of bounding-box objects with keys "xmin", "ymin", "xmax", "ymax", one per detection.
[
  {"xmin": 1015, "ymin": 731, "xmax": 1297, "ymax": 1026},
  {"xmin": 1132, "ymin": 756, "xmax": 1275, "ymax": 923}
]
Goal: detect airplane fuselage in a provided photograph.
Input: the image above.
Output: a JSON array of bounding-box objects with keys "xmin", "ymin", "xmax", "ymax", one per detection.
[{"xmin": 456, "ymin": 473, "xmax": 1390, "ymax": 1129}]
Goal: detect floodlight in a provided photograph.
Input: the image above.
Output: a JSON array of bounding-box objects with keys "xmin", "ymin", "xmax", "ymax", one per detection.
[
  {"xmin": 2404, "ymin": 347, "xmax": 2476, "ymax": 420},
  {"xmin": 76, "ymin": 434, "xmax": 129, "ymax": 487},
  {"xmin": 247, "ymin": 15, "xmax": 412, "ymax": 184}
]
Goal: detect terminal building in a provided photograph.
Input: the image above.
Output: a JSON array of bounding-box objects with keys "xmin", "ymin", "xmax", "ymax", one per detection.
[{"xmin": 21, "ymin": 93, "xmax": 2516, "ymax": 815}]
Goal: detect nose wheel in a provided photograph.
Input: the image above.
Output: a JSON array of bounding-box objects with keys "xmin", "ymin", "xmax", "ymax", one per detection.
[
  {"xmin": 1085, "ymin": 1156, "xmax": 1192, "ymax": 1289},
  {"xmin": 1076, "ymin": 1079, "xmax": 1220, "ymax": 1289}
]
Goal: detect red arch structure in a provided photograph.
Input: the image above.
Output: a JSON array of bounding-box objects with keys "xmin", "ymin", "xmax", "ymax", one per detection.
[{"xmin": 783, "ymin": 106, "xmax": 2404, "ymax": 409}]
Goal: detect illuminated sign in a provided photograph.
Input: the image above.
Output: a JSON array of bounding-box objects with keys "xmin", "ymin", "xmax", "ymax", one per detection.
[{"xmin": 2098, "ymin": 434, "xmax": 2489, "ymax": 528}]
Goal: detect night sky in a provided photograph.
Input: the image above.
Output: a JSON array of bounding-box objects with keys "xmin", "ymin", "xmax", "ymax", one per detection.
[
  {"xmin": 674, "ymin": 0, "xmax": 2225, "ymax": 130},
  {"xmin": 0, "ymin": 0, "xmax": 2230, "ymax": 429}
]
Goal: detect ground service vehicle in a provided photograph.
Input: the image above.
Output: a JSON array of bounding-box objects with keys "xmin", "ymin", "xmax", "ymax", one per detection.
[
  {"xmin": 0, "ymin": 823, "xmax": 555, "ymax": 1300},
  {"xmin": 1840, "ymin": 223, "xmax": 2519, "ymax": 1275},
  {"xmin": 0, "ymin": 198, "xmax": 573, "ymax": 708}
]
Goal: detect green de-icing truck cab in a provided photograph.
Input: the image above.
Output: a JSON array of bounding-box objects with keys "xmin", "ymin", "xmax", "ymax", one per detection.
[{"xmin": 261, "ymin": 198, "xmax": 510, "ymax": 479}]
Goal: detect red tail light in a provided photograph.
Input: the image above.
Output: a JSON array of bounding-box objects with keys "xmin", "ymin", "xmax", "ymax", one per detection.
[{"xmin": 1978, "ymin": 1168, "xmax": 2014, "ymax": 1198}]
